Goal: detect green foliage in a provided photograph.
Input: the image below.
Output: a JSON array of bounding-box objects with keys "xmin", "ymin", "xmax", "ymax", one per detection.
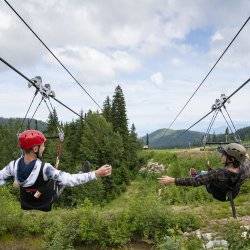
[
  {"xmin": 0, "ymin": 185, "xmax": 201, "ymax": 249},
  {"xmin": 0, "ymin": 85, "xmax": 141, "ymax": 208},
  {"xmin": 141, "ymin": 128, "xmax": 204, "ymax": 149},
  {"xmin": 102, "ymin": 96, "xmax": 112, "ymax": 123},
  {"xmin": 139, "ymin": 150, "xmax": 220, "ymax": 205},
  {"xmin": 0, "ymin": 122, "xmax": 20, "ymax": 166},
  {"xmin": 111, "ymin": 85, "xmax": 129, "ymax": 140},
  {"xmin": 157, "ymin": 235, "xmax": 203, "ymax": 250},
  {"xmin": 223, "ymin": 221, "xmax": 250, "ymax": 250},
  {"xmin": 157, "ymin": 236, "xmax": 181, "ymax": 250},
  {"xmin": 0, "ymin": 188, "xmax": 22, "ymax": 237}
]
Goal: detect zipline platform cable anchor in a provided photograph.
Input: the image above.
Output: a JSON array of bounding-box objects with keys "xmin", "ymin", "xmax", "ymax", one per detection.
[{"xmin": 202, "ymin": 94, "xmax": 241, "ymax": 149}]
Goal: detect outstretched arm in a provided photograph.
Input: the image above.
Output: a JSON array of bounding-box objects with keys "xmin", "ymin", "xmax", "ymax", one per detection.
[
  {"xmin": 158, "ymin": 169, "xmax": 219, "ymax": 187},
  {"xmin": 44, "ymin": 164, "xmax": 112, "ymax": 187},
  {"xmin": 0, "ymin": 161, "xmax": 15, "ymax": 186}
]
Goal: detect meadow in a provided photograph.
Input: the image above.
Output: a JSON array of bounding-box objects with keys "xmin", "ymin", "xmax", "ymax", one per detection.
[{"xmin": 0, "ymin": 149, "xmax": 249, "ymax": 249}]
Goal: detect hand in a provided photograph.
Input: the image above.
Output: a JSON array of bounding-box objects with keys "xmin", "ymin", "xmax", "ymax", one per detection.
[
  {"xmin": 95, "ymin": 164, "xmax": 112, "ymax": 177},
  {"xmin": 158, "ymin": 176, "xmax": 175, "ymax": 185}
]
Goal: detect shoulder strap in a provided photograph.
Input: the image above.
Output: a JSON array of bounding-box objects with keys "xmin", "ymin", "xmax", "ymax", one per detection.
[{"xmin": 38, "ymin": 162, "xmax": 46, "ymax": 181}]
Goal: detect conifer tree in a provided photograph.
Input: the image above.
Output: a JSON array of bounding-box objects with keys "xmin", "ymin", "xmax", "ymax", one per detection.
[
  {"xmin": 43, "ymin": 109, "xmax": 59, "ymax": 165},
  {"xmin": 46, "ymin": 108, "xmax": 59, "ymax": 135},
  {"xmin": 102, "ymin": 96, "xmax": 112, "ymax": 123},
  {"xmin": 111, "ymin": 85, "xmax": 129, "ymax": 141},
  {"xmin": 146, "ymin": 133, "xmax": 149, "ymax": 146},
  {"xmin": 127, "ymin": 123, "xmax": 141, "ymax": 170}
]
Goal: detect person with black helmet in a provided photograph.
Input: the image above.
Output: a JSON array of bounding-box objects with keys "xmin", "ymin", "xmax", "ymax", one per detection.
[
  {"xmin": 0, "ymin": 130, "xmax": 112, "ymax": 211},
  {"xmin": 158, "ymin": 143, "xmax": 250, "ymax": 202}
]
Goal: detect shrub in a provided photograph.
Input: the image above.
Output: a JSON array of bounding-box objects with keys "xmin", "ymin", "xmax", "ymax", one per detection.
[{"xmin": 223, "ymin": 221, "xmax": 250, "ymax": 250}]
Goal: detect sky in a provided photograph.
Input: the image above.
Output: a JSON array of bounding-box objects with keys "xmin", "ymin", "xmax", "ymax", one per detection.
[{"xmin": 0, "ymin": 0, "xmax": 249, "ymax": 136}]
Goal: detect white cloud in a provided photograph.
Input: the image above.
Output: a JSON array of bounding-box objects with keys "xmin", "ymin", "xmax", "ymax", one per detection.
[
  {"xmin": 44, "ymin": 46, "xmax": 140, "ymax": 82},
  {"xmin": 211, "ymin": 31, "xmax": 224, "ymax": 42},
  {"xmin": 112, "ymin": 51, "xmax": 141, "ymax": 73},
  {"xmin": 0, "ymin": 10, "xmax": 12, "ymax": 30},
  {"xmin": 0, "ymin": 0, "xmax": 250, "ymax": 136},
  {"xmin": 171, "ymin": 58, "xmax": 183, "ymax": 67},
  {"xmin": 150, "ymin": 72, "xmax": 164, "ymax": 87}
]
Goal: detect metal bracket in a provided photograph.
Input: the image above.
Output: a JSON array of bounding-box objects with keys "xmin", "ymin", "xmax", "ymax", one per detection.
[
  {"xmin": 28, "ymin": 76, "xmax": 55, "ymax": 98},
  {"xmin": 211, "ymin": 94, "xmax": 230, "ymax": 110}
]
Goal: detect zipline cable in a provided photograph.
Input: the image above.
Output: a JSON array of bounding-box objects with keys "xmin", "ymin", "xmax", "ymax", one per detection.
[
  {"xmin": 223, "ymin": 106, "xmax": 241, "ymax": 142},
  {"xmin": 43, "ymin": 98, "xmax": 54, "ymax": 118},
  {"xmin": 219, "ymin": 109, "xmax": 239, "ymax": 142},
  {"xmin": 161, "ymin": 15, "xmax": 250, "ymax": 139},
  {"xmin": 182, "ymin": 109, "xmax": 214, "ymax": 135},
  {"xmin": 223, "ymin": 106, "xmax": 238, "ymax": 134},
  {"xmin": 0, "ymin": 56, "xmax": 82, "ymax": 118},
  {"xmin": 203, "ymin": 109, "xmax": 219, "ymax": 145},
  {"xmin": 18, "ymin": 89, "xmax": 38, "ymax": 132},
  {"xmin": 182, "ymin": 77, "xmax": 250, "ymax": 135},
  {"xmin": 48, "ymin": 98, "xmax": 55, "ymax": 114},
  {"xmin": 30, "ymin": 96, "xmax": 44, "ymax": 121},
  {"xmin": 3, "ymin": 0, "xmax": 102, "ymax": 110},
  {"xmin": 219, "ymin": 109, "xmax": 234, "ymax": 135}
]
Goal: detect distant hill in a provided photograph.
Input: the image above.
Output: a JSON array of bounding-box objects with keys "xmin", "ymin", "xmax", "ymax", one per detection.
[
  {"xmin": 235, "ymin": 126, "xmax": 250, "ymax": 141},
  {"xmin": 142, "ymin": 128, "xmax": 204, "ymax": 148},
  {"xmin": 142, "ymin": 126, "xmax": 250, "ymax": 149},
  {"xmin": 0, "ymin": 117, "xmax": 47, "ymax": 131}
]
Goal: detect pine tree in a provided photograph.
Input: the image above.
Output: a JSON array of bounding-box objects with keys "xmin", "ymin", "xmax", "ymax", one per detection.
[
  {"xmin": 127, "ymin": 123, "xmax": 141, "ymax": 170},
  {"xmin": 111, "ymin": 85, "xmax": 129, "ymax": 141},
  {"xmin": 146, "ymin": 133, "xmax": 149, "ymax": 146},
  {"xmin": 46, "ymin": 108, "xmax": 59, "ymax": 135},
  {"xmin": 43, "ymin": 109, "xmax": 59, "ymax": 165},
  {"xmin": 102, "ymin": 96, "xmax": 112, "ymax": 123}
]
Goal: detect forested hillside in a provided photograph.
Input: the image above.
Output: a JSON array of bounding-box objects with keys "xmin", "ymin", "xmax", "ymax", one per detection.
[
  {"xmin": 143, "ymin": 126, "xmax": 250, "ymax": 149},
  {"xmin": 0, "ymin": 117, "xmax": 47, "ymax": 131},
  {"xmin": 142, "ymin": 128, "xmax": 204, "ymax": 148}
]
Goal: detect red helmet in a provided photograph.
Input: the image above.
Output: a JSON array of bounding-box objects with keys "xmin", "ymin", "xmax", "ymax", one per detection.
[{"xmin": 18, "ymin": 130, "xmax": 46, "ymax": 150}]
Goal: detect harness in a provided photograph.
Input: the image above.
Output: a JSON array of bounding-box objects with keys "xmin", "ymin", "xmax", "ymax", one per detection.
[
  {"xmin": 18, "ymin": 162, "xmax": 56, "ymax": 212},
  {"xmin": 206, "ymin": 168, "xmax": 242, "ymax": 218}
]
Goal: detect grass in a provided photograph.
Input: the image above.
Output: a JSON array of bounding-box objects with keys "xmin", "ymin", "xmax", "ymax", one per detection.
[{"xmin": 0, "ymin": 148, "xmax": 249, "ymax": 249}]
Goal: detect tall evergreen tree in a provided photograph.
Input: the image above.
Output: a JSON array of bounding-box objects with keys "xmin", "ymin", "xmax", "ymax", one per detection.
[
  {"xmin": 43, "ymin": 109, "xmax": 59, "ymax": 165},
  {"xmin": 102, "ymin": 96, "xmax": 112, "ymax": 123},
  {"xmin": 127, "ymin": 123, "xmax": 141, "ymax": 170},
  {"xmin": 146, "ymin": 133, "xmax": 149, "ymax": 146},
  {"xmin": 111, "ymin": 85, "xmax": 129, "ymax": 141},
  {"xmin": 46, "ymin": 108, "xmax": 59, "ymax": 135}
]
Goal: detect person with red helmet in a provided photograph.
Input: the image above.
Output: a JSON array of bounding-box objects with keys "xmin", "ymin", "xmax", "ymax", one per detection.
[{"xmin": 0, "ymin": 129, "xmax": 112, "ymax": 212}]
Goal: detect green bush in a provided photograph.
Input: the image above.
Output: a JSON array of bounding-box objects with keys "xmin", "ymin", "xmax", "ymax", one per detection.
[
  {"xmin": 0, "ymin": 188, "xmax": 22, "ymax": 237},
  {"xmin": 157, "ymin": 235, "xmax": 203, "ymax": 250},
  {"xmin": 223, "ymin": 221, "xmax": 250, "ymax": 250}
]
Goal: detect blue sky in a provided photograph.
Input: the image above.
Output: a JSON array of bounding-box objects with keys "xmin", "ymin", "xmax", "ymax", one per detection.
[
  {"xmin": 0, "ymin": 0, "xmax": 249, "ymax": 136},
  {"xmin": 185, "ymin": 26, "xmax": 214, "ymax": 53}
]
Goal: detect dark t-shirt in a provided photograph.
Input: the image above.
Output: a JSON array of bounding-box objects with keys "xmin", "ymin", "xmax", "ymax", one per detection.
[{"xmin": 17, "ymin": 157, "xmax": 37, "ymax": 182}]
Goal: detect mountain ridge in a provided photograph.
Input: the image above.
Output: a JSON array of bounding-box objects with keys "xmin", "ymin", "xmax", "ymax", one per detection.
[{"xmin": 142, "ymin": 126, "xmax": 250, "ymax": 149}]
